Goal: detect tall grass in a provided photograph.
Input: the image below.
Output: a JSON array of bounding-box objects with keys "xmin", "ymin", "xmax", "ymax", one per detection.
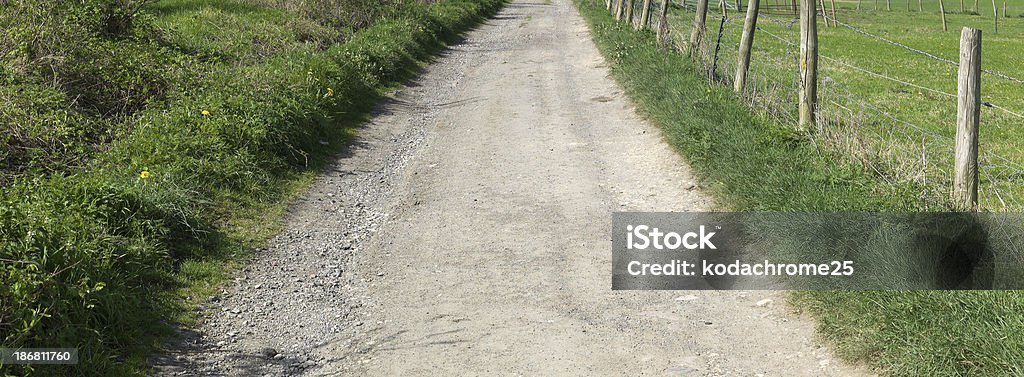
[
  {"xmin": 576, "ymin": 1, "xmax": 1024, "ymax": 375},
  {"xmin": 0, "ymin": 0, "xmax": 503, "ymax": 375}
]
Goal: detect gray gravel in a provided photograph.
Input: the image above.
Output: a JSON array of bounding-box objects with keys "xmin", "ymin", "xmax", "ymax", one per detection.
[
  {"xmin": 151, "ymin": 0, "xmax": 874, "ymax": 376},
  {"xmin": 149, "ymin": 13, "xmax": 482, "ymax": 377}
]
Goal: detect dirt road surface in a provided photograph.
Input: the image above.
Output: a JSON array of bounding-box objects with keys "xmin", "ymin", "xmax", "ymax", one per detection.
[{"xmin": 153, "ymin": 0, "xmax": 873, "ymax": 375}]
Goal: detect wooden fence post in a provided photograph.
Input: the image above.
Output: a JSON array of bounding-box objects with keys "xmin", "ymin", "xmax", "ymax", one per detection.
[
  {"xmin": 622, "ymin": 0, "xmax": 630, "ymax": 23},
  {"xmin": 939, "ymin": 0, "xmax": 948, "ymax": 31},
  {"xmin": 954, "ymin": 27, "xmax": 981, "ymax": 211},
  {"xmin": 991, "ymin": 0, "xmax": 998, "ymax": 33},
  {"xmin": 820, "ymin": 0, "xmax": 829, "ymax": 27},
  {"xmin": 616, "ymin": 0, "xmax": 625, "ymax": 20},
  {"xmin": 887, "ymin": 0, "xmax": 892, "ymax": 11},
  {"xmin": 830, "ymin": 0, "xmax": 838, "ymax": 26},
  {"xmin": 690, "ymin": 0, "xmax": 711, "ymax": 57},
  {"xmin": 799, "ymin": 0, "xmax": 818, "ymax": 132},
  {"xmin": 735, "ymin": 0, "xmax": 761, "ymax": 93},
  {"xmin": 640, "ymin": 0, "xmax": 653, "ymax": 28},
  {"xmin": 658, "ymin": 0, "xmax": 672, "ymax": 44}
]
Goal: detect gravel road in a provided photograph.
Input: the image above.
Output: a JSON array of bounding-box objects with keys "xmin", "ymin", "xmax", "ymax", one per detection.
[{"xmin": 152, "ymin": 0, "xmax": 874, "ymax": 375}]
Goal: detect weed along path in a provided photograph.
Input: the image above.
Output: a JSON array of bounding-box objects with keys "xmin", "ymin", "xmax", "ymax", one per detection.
[{"xmin": 154, "ymin": 0, "xmax": 871, "ymax": 376}]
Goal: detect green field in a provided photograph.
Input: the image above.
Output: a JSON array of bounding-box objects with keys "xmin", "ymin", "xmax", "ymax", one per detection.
[
  {"xmin": 586, "ymin": 1, "xmax": 1024, "ymax": 375},
  {"xmin": 0, "ymin": 0, "xmax": 501, "ymax": 374},
  {"xmin": 659, "ymin": 0, "xmax": 1024, "ymax": 210}
]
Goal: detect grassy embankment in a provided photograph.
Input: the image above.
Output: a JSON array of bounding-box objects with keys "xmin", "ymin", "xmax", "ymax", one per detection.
[
  {"xmin": 578, "ymin": 1, "xmax": 1024, "ymax": 375},
  {"xmin": 0, "ymin": 0, "xmax": 501, "ymax": 375}
]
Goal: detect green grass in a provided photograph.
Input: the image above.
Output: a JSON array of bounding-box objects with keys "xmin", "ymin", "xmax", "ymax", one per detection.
[
  {"xmin": 578, "ymin": 1, "xmax": 1024, "ymax": 375},
  {"xmin": 0, "ymin": 0, "xmax": 503, "ymax": 375},
  {"xmin": 660, "ymin": 0, "xmax": 1024, "ymax": 210}
]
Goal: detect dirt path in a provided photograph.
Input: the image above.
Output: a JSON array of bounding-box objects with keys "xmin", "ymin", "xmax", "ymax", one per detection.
[{"xmin": 154, "ymin": 0, "xmax": 873, "ymax": 376}]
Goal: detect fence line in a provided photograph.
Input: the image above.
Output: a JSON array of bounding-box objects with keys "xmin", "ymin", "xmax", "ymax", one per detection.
[
  {"xmin": 822, "ymin": 13, "xmax": 1024, "ymax": 85},
  {"xmin": 760, "ymin": 15, "xmax": 1024, "ymax": 120},
  {"xmin": 609, "ymin": 0, "xmax": 1024, "ymax": 211}
]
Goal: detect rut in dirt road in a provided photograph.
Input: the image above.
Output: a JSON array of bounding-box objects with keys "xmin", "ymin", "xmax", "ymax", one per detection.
[{"xmin": 153, "ymin": 0, "xmax": 873, "ymax": 376}]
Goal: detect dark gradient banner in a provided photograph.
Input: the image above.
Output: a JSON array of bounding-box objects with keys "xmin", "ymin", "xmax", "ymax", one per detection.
[{"xmin": 612, "ymin": 212, "xmax": 1024, "ymax": 290}]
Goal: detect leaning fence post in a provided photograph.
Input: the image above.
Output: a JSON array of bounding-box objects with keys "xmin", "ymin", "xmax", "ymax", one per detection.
[
  {"xmin": 735, "ymin": 0, "xmax": 761, "ymax": 93},
  {"xmin": 658, "ymin": 0, "xmax": 672, "ymax": 44},
  {"xmin": 799, "ymin": 0, "xmax": 818, "ymax": 132},
  {"xmin": 690, "ymin": 0, "xmax": 711, "ymax": 57},
  {"xmin": 939, "ymin": 0, "xmax": 948, "ymax": 31},
  {"xmin": 830, "ymin": 0, "xmax": 838, "ymax": 26},
  {"xmin": 819, "ymin": 0, "xmax": 829, "ymax": 27},
  {"xmin": 954, "ymin": 27, "xmax": 981, "ymax": 211},
  {"xmin": 622, "ymin": 0, "xmax": 630, "ymax": 23},
  {"xmin": 991, "ymin": 0, "xmax": 998, "ymax": 33},
  {"xmin": 640, "ymin": 0, "xmax": 653, "ymax": 28}
]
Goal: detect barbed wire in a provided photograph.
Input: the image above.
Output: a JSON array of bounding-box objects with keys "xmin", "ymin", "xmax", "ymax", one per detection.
[
  {"xmin": 656, "ymin": 3, "xmax": 1024, "ymax": 210},
  {"xmin": 987, "ymin": 102, "xmax": 1024, "ymax": 119},
  {"xmin": 821, "ymin": 14, "xmax": 1024, "ymax": 85},
  {"xmin": 820, "ymin": 56, "xmax": 957, "ymax": 98},
  {"xmin": 756, "ymin": 20, "xmax": 1024, "ymax": 120}
]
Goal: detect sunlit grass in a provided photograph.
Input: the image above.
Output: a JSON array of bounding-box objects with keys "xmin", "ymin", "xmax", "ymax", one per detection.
[{"xmin": 579, "ymin": 1, "xmax": 1024, "ymax": 375}]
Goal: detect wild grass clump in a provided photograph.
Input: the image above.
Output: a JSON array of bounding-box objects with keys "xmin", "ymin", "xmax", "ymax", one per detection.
[
  {"xmin": 250, "ymin": 0, "xmax": 440, "ymax": 30},
  {"xmin": 0, "ymin": 0, "xmax": 187, "ymax": 183}
]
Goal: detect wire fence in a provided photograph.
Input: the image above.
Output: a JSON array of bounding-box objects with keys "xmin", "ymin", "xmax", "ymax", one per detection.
[{"xmin": 617, "ymin": 0, "xmax": 1024, "ymax": 211}]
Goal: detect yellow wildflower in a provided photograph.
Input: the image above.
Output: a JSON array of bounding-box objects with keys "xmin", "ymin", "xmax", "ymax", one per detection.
[
  {"xmin": 201, "ymin": 110, "xmax": 210, "ymax": 117},
  {"xmin": 140, "ymin": 170, "xmax": 151, "ymax": 179},
  {"xmin": 326, "ymin": 87, "xmax": 334, "ymax": 97}
]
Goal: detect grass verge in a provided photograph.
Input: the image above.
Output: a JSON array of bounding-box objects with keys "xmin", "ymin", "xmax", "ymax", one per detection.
[
  {"xmin": 575, "ymin": 1, "xmax": 1024, "ymax": 375},
  {"xmin": 0, "ymin": 0, "xmax": 503, "ymax": 375}
]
